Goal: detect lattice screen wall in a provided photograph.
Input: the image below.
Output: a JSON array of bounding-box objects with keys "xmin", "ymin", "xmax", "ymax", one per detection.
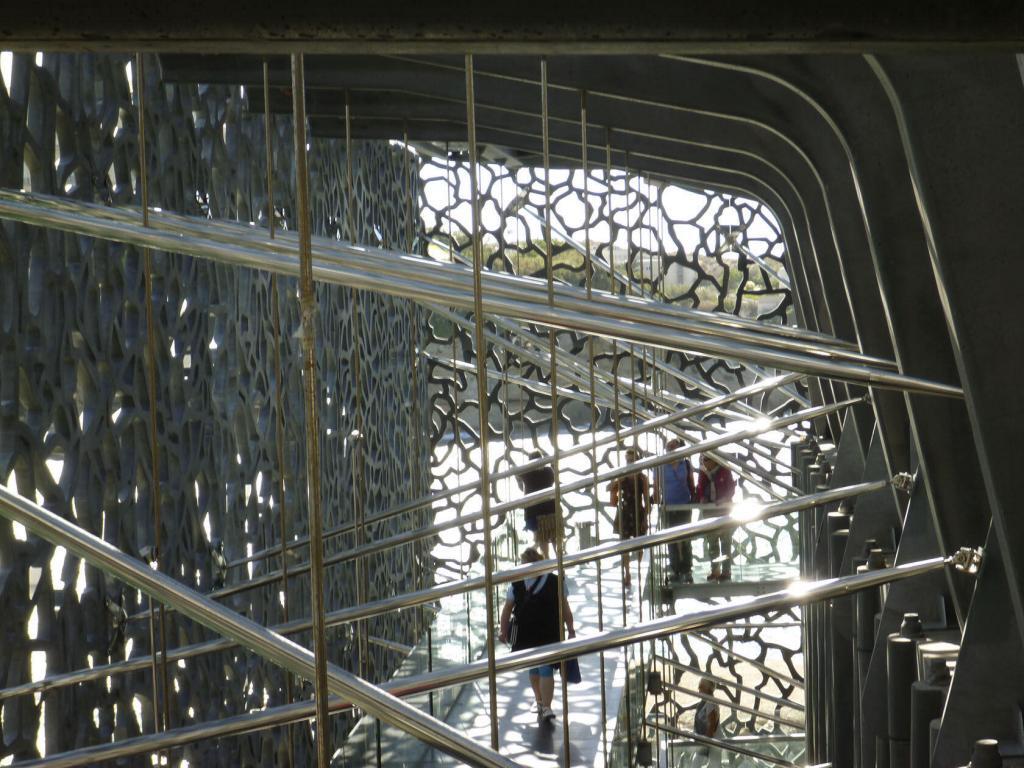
[
  {"xmin": 0, "ymin": 52, "xmax": 803, "ymax": 765},
  {"xmin": 418, "ymin": 153, "xmax": 802, "ymax": 575},
  {"xmin": 0, "ymin": 52, "xmax": 428, "ymax": 765}
]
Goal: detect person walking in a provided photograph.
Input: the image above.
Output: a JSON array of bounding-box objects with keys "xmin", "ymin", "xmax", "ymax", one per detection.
[
  {"xmin": 518, "ymin": 451, "xmax": 557, "ymax": 558},
  {"xmin": 695, "ymin": 456, "xmax": 737, "ymax": 582},
  {"xmin": 609, "ymin": 447, "xmax": 651, "ymax": 589},
  {"xmin": 499, "ymin": 547, "xmax": 576, "ymax": 723},
  {"xmin": 654, "ymin": 438, "xmax": 696, "ymax": 583}
]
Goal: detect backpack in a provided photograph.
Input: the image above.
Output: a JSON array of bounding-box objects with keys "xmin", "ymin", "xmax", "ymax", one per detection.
[{"xmin": 509, "ymin": 575, "xmax": 556, "ymax": 650}]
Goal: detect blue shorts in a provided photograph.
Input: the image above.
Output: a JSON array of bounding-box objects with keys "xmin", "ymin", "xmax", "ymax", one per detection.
[{"xmin": 529, "ymin": 664, "xmax": 557, "ymax": 678}]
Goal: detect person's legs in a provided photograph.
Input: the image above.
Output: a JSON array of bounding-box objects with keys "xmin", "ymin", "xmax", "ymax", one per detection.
[
  {"xmin": 532, "ymin": 665, "xmax": 556, "ymax": 721},
  {"xmin": 664, "ymin": 507, "xmax": 682, "ymax": 578},
  {"xmin": 705, "ymin": 532, "xmax": 721, "ymax": 580},
  {"xmin": 720, "ymin": 532, "xmax": 732, "ymax": 580},
  {"xmin": 621, "ymin": 550, "xmax": 632, "ymax": 588},
  {"xmin": 680, "ymin": 538, "xmax": 693, "ymax": 580},
  {"xmin": 667, "ymin": 506, "xmax": 693, "ymax": 581},
  {"xmin": 533, "ymin": 531, "xmax": 548, "ymax": 559},
  {"xmin": 529, "ymin": 670, "xmax": 542, "ymax": 710},
  {"xmin": 535, "ymin": 513, "xmax": 554, "ymax": 559},
  {"xmin": 539, "ymin": 669, "xmax": 555, "ymax": 707}
]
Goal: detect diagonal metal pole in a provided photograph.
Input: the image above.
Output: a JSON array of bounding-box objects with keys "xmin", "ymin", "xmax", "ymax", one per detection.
[
  {"xmin": 223, "ymin": 371, "xmax": 803, "ymax": 576},
  {"xmin": 0, "ymin": 479, "xmax": 888, "ymax": 704},
  {"xmin": 653, "ymin": 654, "xmax": 805, "ymax": 711},
  {"xmin": 465, "ymin": 52, "xmax": 502, "ymax": 752},
  {"xmin": 290, "ymin": 53, "xmax": 332, "ymax": 768},
  {"xmin": 8, "ymin": 545, "xmax": 962, "ymax": 768},
  {"xmin": 128, "ymin": 396, "xmax": 864, "ymax": 620},
  {"xmin": 7, "ymin": 548, "xmax": 964, "ymax": 768},
  {"xmin": 0, "ymin": 484, "xmax": 519, "ymax": 768},
  {"xmin": 0, "ymin": 189, "xmax": 967, "ymax": 399},
  {"xmin": 645, "ymin": 717, "xmax": 797, "ymax": 768}
]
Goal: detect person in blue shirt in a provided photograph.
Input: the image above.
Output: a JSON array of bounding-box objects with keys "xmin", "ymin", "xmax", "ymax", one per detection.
[{"xmin": 654, "ymin": 438, "xmax": 696, "ymax": 583}]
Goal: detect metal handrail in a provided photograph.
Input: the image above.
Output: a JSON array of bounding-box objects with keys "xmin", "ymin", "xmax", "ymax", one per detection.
[
  {"xmin": 228, "ymin": 371, "xmax": 801, "ymax": 571},
  {"xmin": 0, "ymin": 189, "xmax": 964, "ymax": 397},
  {"xmin": 10, "ymin": 188, "xmax": 868, "ymax": 368},
  {"xmin": 653, "ymin": 655, "xmax": 805, "ymax": 712},
  {"xmin": 690, "ymin": 632, "xmax": 806, "ymax": 690},
  {"xmin": 646, "ymin": 716, "xmax": 797, "ymax": 768},
  {"xmin": 130, "ymin": 396, "xmax": 861, "ymax": 617},
  {"xmin": 0, "ymin": 485, "xmax": 519, "ymax": 768},
  {"xmin": 1, "ymin": 479, "xmax": 886, "ymax": 703},
  {"xmin": 432, "ymin": 351, "xmax": 802, "ymax": 499},
  {"xmin": 10, "ymin": 549, "xmax": 959, "ymax": 767},
  {"xmin": 659, "ymin": 680, "xmax": 804, "ymax": 728}
]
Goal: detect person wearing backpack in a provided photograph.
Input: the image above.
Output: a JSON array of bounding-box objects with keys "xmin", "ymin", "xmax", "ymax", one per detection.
[
  {"xmin": 498, "ymin": 547, "xmax": 576, "ymax": 723},
  {"xmin": 654, "ymin": 438, "xmax": 696, "ymax": 583},
  {"xmin": 608, "ymin": 447, "xmax": 651, "ymax": 589}
]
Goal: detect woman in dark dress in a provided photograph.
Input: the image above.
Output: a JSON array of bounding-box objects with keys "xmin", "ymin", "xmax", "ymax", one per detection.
[{"xmin": 498, "ymin": 547, "xmax": 576, "ymax": 723}]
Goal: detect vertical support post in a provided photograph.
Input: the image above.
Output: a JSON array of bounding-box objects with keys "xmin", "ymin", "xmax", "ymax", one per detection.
[
  {"xmin": 581, "ymin": 88, "xmax": 610, "ymax": 764},
  {"xmin": 344, "ymin": 88, "xmax": 371, "ymax": 690},
  {"xmin": 290, "ymin": 52, "xmax": 332, "ymax": 768},
  {"xmin": 264, "ymin": 58, "xmax": 295, "ymax": 768},
  {"xmin": 539, "ymin": 58, "xmax": 573, "ymax": 766},
  {"xmin": 403, "ymin": 124, "xmax": 434, "ymax": 717},
  {"xmin": 464, "ymin": 53, "xmax": 502, "ymax": 752},
  {"xmin": 134, "ymin": 51, "xmax": 172, "ymax": 736},
  {"xmin": 624, "ymin": 152, "xmax": 648, "ymax": 755},
  {"xmin": 607, "ymin": 130, "xmax": 634, "ymax": 762}
]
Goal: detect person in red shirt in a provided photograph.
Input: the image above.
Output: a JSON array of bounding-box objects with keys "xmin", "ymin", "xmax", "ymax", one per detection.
[{"xmin": 695, "ymin": 455, "xmax": 737, "ymax": 581}]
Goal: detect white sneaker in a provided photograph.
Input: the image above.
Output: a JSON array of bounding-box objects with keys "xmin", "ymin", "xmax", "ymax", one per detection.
[{"xmin": 541, "ymin": 706, "xmax": 556, "ymax": 722}]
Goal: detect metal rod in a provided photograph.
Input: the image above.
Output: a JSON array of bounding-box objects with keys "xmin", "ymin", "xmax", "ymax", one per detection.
[
  {"xmin": 690, "ymin": 632, "xmax": 805, "ymax": 690},
  {"xmin": 581, "ymin": 86, "xmax": 610, "ymax": 766},
  {"xmin": 645, "ymin": 717, "xmax": 797, "ymax": 768},
  {"xmin": 264, "ymin": 57, "xmax": 295, "ymax": 768},
  {"xmin": 5, "ymin": 503, "xmax": 946, "ymax": 768},
  {"xmin": 0, "ymin": 191, "xmax": 965, "ymax": 398},
  {"xmin": 422, "ymin": 247, "xmax": 809, "ymax": 413},
  {"xmin": 141, "ymin": 394, "xmax": 860, "ymax": 615},
  {"xmin": 660, "ymin": 680, "xmax": 804, "ymax": 728},
  {"xmin": 540, "ymin": 58, "xmax": 573, "ymax": 765},
  {"xmin": 0, "ymin": 484, "xmax": 518, "ymax": 768},
  {"xmin": 227, "ymin": 371, "xmax": 802, "ymax": 574},
  {"xmin": 654, "ymin": 655, "xmax": 805, "ymax": 712},
  {"xmin": 290, "ymin": 53, "xmax": 332, "ymax": 768},
  {"xmin": 134, "ymin": 51, "xmax": 172, "ymax": 735},
  {"xmin": 1, "ymin": 480, "xmax": 884, "ymax": 704},
  {"xmin": 344, "ymin": 84, "xmax": 372, "ymax": 690},
  {"xmin": 403, "ymin": 124, "xmax": 434, "ymax": 717},
  {"xmin": 465, "ymin": 52, "xmax": 501, "ymax": 751},
  {"xmin": 607, "ymin": 133, "xmax": 635, "ymax": 760}
]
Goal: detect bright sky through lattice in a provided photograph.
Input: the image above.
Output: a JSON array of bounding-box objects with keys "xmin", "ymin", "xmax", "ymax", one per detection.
[{"xmin": 418, "ymin": 158, "xmax": 784, "ymax": 258}]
